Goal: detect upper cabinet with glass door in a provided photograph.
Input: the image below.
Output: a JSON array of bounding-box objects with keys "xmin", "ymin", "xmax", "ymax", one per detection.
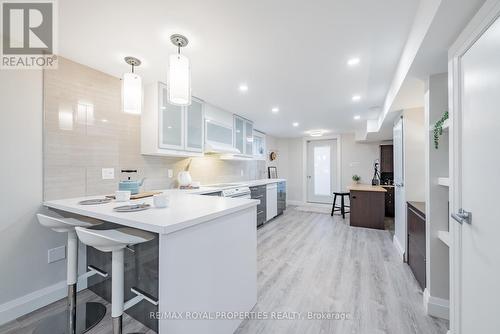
[
  {"xmin": 141, "ymin": 82, "xmax": 204, "ymax": 157},
  {"xmin": 233, "ymin": 115, "xmax": 254, "ymax": 156},
  {"xmin": 253, "ymin": 130, "xmax": 267, "ymax": 160}
]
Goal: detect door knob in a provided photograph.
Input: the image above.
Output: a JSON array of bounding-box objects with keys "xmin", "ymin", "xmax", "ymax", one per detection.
[{"xmin": 451, "ymin": 209, "xmax": 472, "ymax": 225}]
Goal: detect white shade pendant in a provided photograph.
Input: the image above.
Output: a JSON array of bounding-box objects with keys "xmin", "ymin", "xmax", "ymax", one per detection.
[
  {"xmin": 122, "ymin": 57, "xmax": 142, "ymax": 115},
  {"xmin": 168, "ymin": 34, "xmax": 191, "ymax": 106}
]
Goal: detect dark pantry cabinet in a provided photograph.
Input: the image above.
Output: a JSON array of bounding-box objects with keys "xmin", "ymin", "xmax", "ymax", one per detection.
[
  {"xmin": 407, "ymin": 201, "xmax": 426, "ymax": 290},
  {"xmin": 380, "ymin": 145, "xmax": 394, "ymax": 173}
]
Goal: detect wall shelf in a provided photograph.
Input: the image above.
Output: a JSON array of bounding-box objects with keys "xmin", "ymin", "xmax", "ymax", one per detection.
[
  {"xmin": 438, "ymin": 230, "xmax": 450, "ymax": 247},
  {"xmin": 438, "ymin": 177, "xmax": 450, "ymax": 187}
]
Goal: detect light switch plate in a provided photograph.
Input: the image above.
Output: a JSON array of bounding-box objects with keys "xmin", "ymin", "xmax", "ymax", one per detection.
[
  {"xmin": 102, "ymin": 168, "xmax": 114, "ymax": 180},
  {"xmin": 168, "ymin": 169, "xmax": 173, "ymax": 178},
  {"xmin": 48, "ymin": 246, "xmax": 66, "ymax": 263}
]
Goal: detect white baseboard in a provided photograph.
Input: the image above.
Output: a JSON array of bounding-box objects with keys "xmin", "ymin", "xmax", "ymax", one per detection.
[
  {"xmin": 393, "ymin": 235, "xmax": 405, "ymax": 261},
  {"xmin": 287, "ymin": 200, "xmax": 304, "ymax": 206},
  {"xmin": 423, "ymin": 288, "xmax": 450, "ymax": 320},
  {"xmin": 0, "ymin": 276, "xmax": 87, "ymax": 326}
]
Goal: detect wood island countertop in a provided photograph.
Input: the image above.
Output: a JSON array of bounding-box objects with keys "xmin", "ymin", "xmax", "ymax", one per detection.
[{"xmin": 347, "ymin": 184, "xmax": 388, "ymax": 193}]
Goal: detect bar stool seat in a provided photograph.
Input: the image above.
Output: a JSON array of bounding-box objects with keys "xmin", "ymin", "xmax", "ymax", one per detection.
[
  {"xmin": 35, "ymin": 214, "xmax": 107, "ymax": 334},
  {"xmin": 75, "ymin": 227, "xmax": 155, "ymax": 252},
  {"xmin": 75, "ymin": 227, "xmax": 156, "ymax": 334},
  {"xmin": 331, "ymin": 192, "xmax": 350, "ymax": 219}
]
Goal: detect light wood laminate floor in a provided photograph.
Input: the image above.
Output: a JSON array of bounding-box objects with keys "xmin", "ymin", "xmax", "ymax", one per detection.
[{"xmin": 0, "ymin": 207, "xmax": 447, "ymax": 334}]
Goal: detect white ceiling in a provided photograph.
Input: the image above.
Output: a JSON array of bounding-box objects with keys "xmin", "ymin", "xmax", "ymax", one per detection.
[{"xmin": 58, "ymin": 0, "xmax": 419, "ymax": 138}]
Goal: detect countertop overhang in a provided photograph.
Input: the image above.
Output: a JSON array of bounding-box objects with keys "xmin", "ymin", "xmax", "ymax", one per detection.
[
  {"xmin": 347, "ymin": 184, "xmax": 388, "ymax": 193},
  {"xmin": 43, "ymin": 178, "xmax": 286, "ymax": 234}
]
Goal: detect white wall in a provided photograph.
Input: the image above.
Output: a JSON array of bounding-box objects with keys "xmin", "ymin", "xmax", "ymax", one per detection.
[
  {"xmin": 404, "ymin": 108, "xmax": 426, "ymax": 202},
  {"xmin": 271, "ymin": 134, "xmax": 391, "ymax": 204},
  {"xmin": 0, "ymin": 70, "xmax": 71, "ymax": 323},
  {"xmin": 341, "ymin": 134, "xmax": 391, "ymax": 190},
  {"xmin": 266, "ymin": 137, "xmax": 303, "ymax": 202}
]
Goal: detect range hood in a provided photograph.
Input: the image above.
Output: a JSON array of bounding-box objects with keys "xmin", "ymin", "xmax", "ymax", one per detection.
[
  {"xmin": 219, "ymin": 154, "xmax": 254, "ymax": 161},
  {"xmin": 204, "ymin": 142, "xmax": 241, "ymax": 154}
]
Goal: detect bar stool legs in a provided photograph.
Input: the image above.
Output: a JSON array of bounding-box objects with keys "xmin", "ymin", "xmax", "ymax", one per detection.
[
  {"xmin": 75, "ymin": 227, "xmax": 157, "ymax": 334},
  {"xmin": 330, "ymin": 192, "xmax": 350, "ymax": 219},
  {"xmin": 33, "ymin": 236, "xmax": 106, "ymax": 334},
  {"xmin": 34, "ymin": 214, "xmax": 106, "ymax": 334}
]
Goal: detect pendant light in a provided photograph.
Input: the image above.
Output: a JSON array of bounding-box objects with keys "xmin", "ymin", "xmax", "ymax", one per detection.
[
  {"xmin": 122, "ymin": 56, "xmax": 142, "ymax": 115},
  {"xmin": 168, "ymin": 34, "xmax": 191, "ymax": 106}
]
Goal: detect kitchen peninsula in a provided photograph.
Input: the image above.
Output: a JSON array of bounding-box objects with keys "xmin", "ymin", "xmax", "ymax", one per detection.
[
  {"xmin": 347, "ymin": 184, "xmax": 387, "ymax": 230},
  {"xmin": 44, "ymin": 191, "xmax": 259, "ymax": 334}
]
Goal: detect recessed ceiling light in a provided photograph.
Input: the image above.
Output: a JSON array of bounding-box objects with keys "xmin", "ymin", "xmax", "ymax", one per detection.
[
  {"xmin": 347, "ymin": 58, "xmax": 360, "ymax": 66},
  {"xmin": 271, "ymin": 107, "xmax": 279, "ymax": 113},
  {"xmin": 352, "ymin": 95, "xmax": 361, "ymax": 102},
  {"xmin": 292, "ymin": 122, "xmax": 299, "ymax": 127},
  {"xmin": 354, "ymin": 115, "xmax": 361, "ymax": 120},
  {"xmin": 239, "ymin": 84, "xmax": 248, "ymax": 92},
  {"xmin": 309, "ymin": 130, "xmax": 324, "ymax": 137}
]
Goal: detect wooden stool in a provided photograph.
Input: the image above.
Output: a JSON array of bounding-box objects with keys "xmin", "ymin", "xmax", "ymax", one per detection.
[{"xmin": 331, "ymin": 192, "xmax": 350, "ymax": 219}]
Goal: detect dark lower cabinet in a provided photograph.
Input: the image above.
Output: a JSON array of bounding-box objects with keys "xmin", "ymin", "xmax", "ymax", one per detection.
[
  {"xmin": 277, "ymin": 181, "xmax": 286, "ymax": 216},
  {"xmin": 250, "ymin": 185, "xmax": 267, "ymax": 227},
  {"xmin": 407, "ymin": 202, "xmax": 426, "ymax": 290},
  {"xmin": 349, "ymin": 190, "xmax": 385, "ymax": 229},
  {"xmin": 384, "ymin": 186, "xmax": 395, "ymax": 217}
]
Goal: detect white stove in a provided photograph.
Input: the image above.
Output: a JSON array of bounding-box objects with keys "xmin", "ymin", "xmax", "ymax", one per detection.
[{"xmin": 221, "ymin": 186, "xmax": 251, "ymax": 198}]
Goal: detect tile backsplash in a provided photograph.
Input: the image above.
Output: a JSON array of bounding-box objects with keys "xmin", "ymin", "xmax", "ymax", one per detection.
[{"xmin": 43, "ymin": 57, "xmax": 266, "ymax": 200}]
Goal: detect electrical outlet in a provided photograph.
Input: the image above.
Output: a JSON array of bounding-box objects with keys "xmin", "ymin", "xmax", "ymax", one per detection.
[
  {"xmin": 168, "ymin": 169, "xmax": 173, "ymax": 178},
  {"xmin": 48, "ymin": 246, "xmax": 66, "ymax": 263},
  {"xmin": 102, "ymin": 168, "xmax": 114, "ymax": 180}
]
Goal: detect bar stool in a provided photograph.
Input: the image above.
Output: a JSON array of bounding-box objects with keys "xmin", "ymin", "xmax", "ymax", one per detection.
[
  {"xmin": 331, "ymin": 192, "xmax": 350, "ymax": 219},
  {"xmin": 35, "ymin": 214, "xmax": 107, "ymax": 334},
  {"xmin": 75, "ymin": 227, "xmax": 157, "ymax": 334}
]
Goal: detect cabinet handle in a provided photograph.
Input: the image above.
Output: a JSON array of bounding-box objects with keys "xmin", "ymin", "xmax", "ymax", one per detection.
[
  {"xmin": 352, "ymin": 196, "xmax": 356, "ymax": 199},
  {"xmin": 257, "ymin": 211, "xmax": 264, "ymax": 215},
  {"xmin": 253, "ymin": 195, "xmax": 263, "ymax": 199}
]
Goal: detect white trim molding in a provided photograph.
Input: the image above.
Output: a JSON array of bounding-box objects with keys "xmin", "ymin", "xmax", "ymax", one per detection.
[
  {"xmin": 301, "ymin": 134, "xmax": 342, "ymax": 204},
  {"xmin": 423, "ymin": 288, "xmax": 450, "ymax": 320},
  {"xmin": 0, "ymin": 276, "xmax": 87, "ymax": 326},
  {"xmin": 392, "ymin": 235, "xmax": 405, "ymax": 262}
]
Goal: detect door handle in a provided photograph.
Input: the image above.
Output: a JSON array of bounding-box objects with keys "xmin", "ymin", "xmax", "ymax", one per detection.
[{"xmin": 451, "ymin": 209, "xmax": 472, "ymax": 225}]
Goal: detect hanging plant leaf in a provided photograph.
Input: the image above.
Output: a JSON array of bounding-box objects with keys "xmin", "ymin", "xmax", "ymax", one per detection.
[{"xmin": 433, "ymin": 111, "xmax": 449, "ymax": 149}]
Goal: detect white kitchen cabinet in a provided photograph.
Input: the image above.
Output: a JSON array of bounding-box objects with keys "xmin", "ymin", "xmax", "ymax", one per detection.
[
  {"xmin": 245, "ymin": 121, "xmax": 253, "ymax": 154},
  {"xmin": 253, "ymin": 130, "xmax": 266, "ymax": 160},
  {"xmin": 234, "ymin": 115, "xmax": 254, "ymax": 156},
  {"xmin": 185, "ymin": 100, "xmax": 204, "ymax": 152},
  {"xmin": 142, "ymin": 82, "xmax": 204, "ymax": 157},
  {"xmin": 266, "ymin": 183, "xmax": 278, "ymax": 220}
]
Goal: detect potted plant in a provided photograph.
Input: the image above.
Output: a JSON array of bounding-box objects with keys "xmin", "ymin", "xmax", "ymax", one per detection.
[{"xmin": 352, "ymin": 174, "xmax": 361, "ymax": 184}]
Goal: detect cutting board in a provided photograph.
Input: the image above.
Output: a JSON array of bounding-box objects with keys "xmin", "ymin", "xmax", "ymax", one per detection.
[{"xmin": 106, "ymin": 191, "xmax": 161, "ymax": 200}]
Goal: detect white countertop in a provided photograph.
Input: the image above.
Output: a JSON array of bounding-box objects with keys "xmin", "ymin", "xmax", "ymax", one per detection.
[
  {"xmin": 44, "ymin": 178, "xmax": 286, "ymax": 234},
  {"xmin": 166, "ymin": 178, "xmax": 287, "ymax": 195}
]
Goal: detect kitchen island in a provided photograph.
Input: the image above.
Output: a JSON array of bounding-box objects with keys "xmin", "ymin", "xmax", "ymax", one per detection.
[
  {"xmin": 347, "ymin": 184, "xmax": 387, "ymax": 230},
  {"xmin": 44, "ymin": 192, "xmax": 259, "ymax": 334}
]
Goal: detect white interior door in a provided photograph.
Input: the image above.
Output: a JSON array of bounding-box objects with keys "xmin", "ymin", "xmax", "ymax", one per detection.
[
  {"xmin": 393, "ymin": 117, "xmax": 406, "ymax": 258},
  {"xmin": 455, "ymin": 15, "xmax": 500, "ymax": 333},
  {"xmin": 306, "ymin": 139, "xmax": 337, "ymax": 204}
]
